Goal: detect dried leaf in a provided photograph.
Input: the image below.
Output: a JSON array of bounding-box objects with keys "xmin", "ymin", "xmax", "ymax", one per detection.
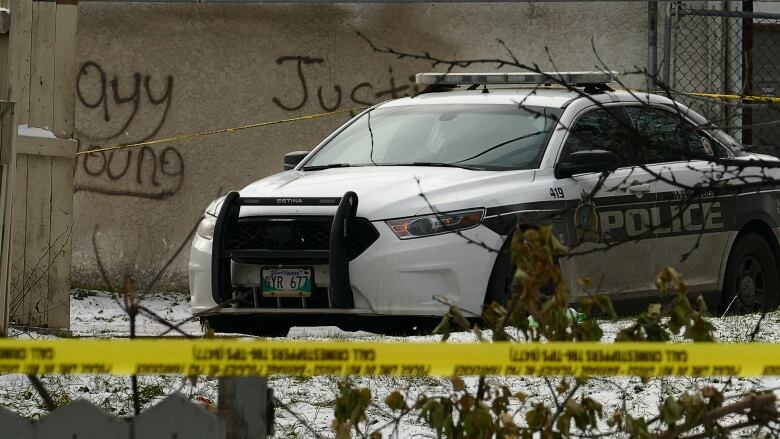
[
  {"xmin": 451, "ymin": 377, "xmax": 466, "ymax": 392},
  {"xmin": 450, "ymin": 306, "xmax": 471, "ymax": 330},
  {"xmin": 384, "ymin": 391, "xmax": 406, "ymax": 411},
  {"xmin": 432, "ymin": 315, "xmax": 451, "ymax": 341},
  {"xmin": 513, "ymin": 391, "xmax": 528, "ymax": 402},
  {"xmin": 577, "ymin": 277, "xmax": 592, "ymax": 286},
  {"xmin": 459, "ymin": 394, "xmax": 476, "ymax": 411}
]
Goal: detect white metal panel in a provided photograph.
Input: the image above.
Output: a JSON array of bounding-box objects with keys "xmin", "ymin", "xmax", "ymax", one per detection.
[
  {"xmin": 0, "ymin": 405, "xmax": 33, "ymax": 439},
  {"xmin": 134, "ymin": 394, "xmax": 226, "ymax": 439},
  {"xmin": 35, "ymin": 400, "xmax": 130, "ymax": 439}
]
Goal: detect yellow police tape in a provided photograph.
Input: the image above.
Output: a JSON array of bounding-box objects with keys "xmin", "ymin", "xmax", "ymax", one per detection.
[
  {"xmin": 75, "ymin": 106, "xmax": 368, "ymax": 156},
  {"xmin": 73, "ymin": 92, "xmax": 780, "ymax": 158},
  {"xmin": 1, "ymin": 339, "xmax": 779, "ymax": 377},
  {"xmin": 682, "ymin": 91, "xmax": 780, "ymax": 104}
]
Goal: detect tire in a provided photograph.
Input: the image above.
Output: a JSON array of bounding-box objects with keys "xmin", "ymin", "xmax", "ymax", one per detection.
[
  {"xmin": 484, "ymin": 232, "xmax": 558, "ymax": 308},
  {"xmin": 485, "ymin": 234, "xmax": 515, "ymax": 307},
  {"xmin": 203, "ymin": 316, "xmax": 291, "ymax": 337},
  {"xmin": 721, "ymin": 232, "xmax": 780, "ymax": 314}
]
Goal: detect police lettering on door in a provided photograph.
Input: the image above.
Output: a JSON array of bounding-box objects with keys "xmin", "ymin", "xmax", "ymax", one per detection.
[{"xmin": 598, "ymin": 202, "xmax": 725, "ymax": 241}]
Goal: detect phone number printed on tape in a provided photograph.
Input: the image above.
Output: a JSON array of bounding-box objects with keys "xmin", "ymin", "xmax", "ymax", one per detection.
[{"xmin": 1, "ymin": 341, "xmax": 780, "ymax": 377}]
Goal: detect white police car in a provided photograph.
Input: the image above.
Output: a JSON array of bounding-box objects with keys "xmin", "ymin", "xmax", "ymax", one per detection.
[{"xmin": 189, "ymin": 71, "xmax": 780, "ymax": 335}]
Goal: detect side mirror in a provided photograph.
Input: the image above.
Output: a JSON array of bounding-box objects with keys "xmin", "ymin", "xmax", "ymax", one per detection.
[
  {"xmin": 555, "ymin": 149, "xmax": 617, "ymax": 178},
  {"xmin": 283, "ymin": 150, "xmax": 310, "ymax": 170}
]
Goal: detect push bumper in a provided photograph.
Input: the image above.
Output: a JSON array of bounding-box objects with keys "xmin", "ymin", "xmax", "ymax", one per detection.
[{"xmin": 189, "ymin": 192, "xmax": 503, "ymax": 318}]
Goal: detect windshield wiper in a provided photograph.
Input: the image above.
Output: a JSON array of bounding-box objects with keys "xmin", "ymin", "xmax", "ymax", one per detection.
[
  {"xmin": 386, "ymin": 162, "xmax": 485, "ymax": 170},
  {"xmin": 452, "ymin": 130, "xmax": 547, "ymax": 164},
  {"xmin": 301, "ymin": 163, "xmax": 352, "ymax": 171}
]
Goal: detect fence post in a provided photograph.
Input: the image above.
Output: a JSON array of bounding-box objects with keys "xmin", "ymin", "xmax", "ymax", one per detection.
[
  {"xmin": 741, "ymin": 0, "xmax": 754, "ymax": 145},
  {"xmin": 647, "ymin": 1, "xmax": 658, "ymax": 90},
  {"xmin": 218, "ymin": 376, "xmax": 272, "ymax": 439},
  {"xmin": 0, "ymin": 102, "xmax": 15, "ymax": 336},
  {"xmin": 662, "ymin": 1, "xmax": 673, "ymax": 87}
]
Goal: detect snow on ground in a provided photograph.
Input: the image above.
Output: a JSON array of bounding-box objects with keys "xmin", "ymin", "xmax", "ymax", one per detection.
[
  {"xmin": 69, "ymin": 289, "xmax": 202, "ymax": 337},
  {"xmin": 3, "ymin": 289, "xmax": 780, "ymax": 437}
]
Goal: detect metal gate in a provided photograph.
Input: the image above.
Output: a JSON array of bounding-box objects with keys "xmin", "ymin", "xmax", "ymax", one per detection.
[{"xmin": 668, "ymin": 4, "xmax": 780, "ymax": 151}]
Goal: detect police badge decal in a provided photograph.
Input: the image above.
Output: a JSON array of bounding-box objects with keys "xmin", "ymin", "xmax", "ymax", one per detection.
[{"xmin": 574, "ymin": 189, "xmax": 599, "ymax": 243}]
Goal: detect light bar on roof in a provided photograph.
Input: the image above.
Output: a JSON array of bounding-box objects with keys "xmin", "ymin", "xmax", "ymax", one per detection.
[{"xmin": 415, "ymin": 71, "xmax": 618, "ymax": 86}]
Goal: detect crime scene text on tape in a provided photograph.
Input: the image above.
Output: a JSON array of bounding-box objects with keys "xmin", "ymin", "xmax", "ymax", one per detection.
[{"xmin": 0, "ymin": 340, "xmax": 779, "ymax": 377}]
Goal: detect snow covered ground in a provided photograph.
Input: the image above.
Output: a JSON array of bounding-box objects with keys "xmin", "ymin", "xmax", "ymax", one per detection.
[{"xmin": 3, "ymin": 289, "xmax": 780, "ymax": 437}]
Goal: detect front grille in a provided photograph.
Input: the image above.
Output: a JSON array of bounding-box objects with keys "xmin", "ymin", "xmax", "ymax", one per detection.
[
  {"xmin": 228, "ymin": 217, "xmax": 330, "ymax": 251},
  {"xmin": 225, "ymin": 216, "xmax": 379, "ymax": 260}
]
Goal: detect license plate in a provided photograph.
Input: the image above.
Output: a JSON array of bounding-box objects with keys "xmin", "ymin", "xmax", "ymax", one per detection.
[{"xmin": 261, "ymin": 267, "xmax": 313, "ymax": 298}]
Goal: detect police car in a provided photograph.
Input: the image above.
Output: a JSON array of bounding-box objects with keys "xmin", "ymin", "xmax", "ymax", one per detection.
[{"xmin": 189, "ymin": 71, "xmax": 780, "ymax": 335}]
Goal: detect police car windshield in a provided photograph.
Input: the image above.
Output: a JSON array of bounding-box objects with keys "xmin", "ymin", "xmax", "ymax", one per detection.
[{"xmin": 304, "ymin": 104, "xmax": 562, "ymax": 171}]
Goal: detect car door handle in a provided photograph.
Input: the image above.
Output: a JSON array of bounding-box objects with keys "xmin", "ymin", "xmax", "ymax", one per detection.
[{"xmin": 628, "ymin": 183, "xmax": 651, "ymax": 193}]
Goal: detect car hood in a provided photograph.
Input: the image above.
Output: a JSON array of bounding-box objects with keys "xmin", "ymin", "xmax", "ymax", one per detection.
[{"xmin": 237, "ymin": 166, "xmax": 535, "ymax": 220}]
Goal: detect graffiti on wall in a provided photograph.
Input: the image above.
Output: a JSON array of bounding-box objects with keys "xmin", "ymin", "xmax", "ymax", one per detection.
[
  {"xmin": 73, "ymin": 55, "xmax": 422, "ymax": 200},
  {"xmin": 76, "ymin": 61, "xmax": 174, "ymax": 142},
  {"xmin": 75, "ymin": 62, "xmax": 183, "ymax": 200},
  {"xmin": 77, "ymin": 146, "xmax": 184, "ymax": 200},
  {"xmin": 272, "ymin": 55, "xmax": 421, "ymax": 112}
]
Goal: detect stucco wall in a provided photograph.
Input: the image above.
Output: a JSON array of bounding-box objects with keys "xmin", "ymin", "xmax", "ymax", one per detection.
[{"xmin": 73, "ymin": 2, "xmax": 649, "ymax": 292}]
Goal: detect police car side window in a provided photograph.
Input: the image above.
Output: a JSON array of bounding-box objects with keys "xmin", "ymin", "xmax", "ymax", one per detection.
[
  {"xmin": 560, "ymin": 108, "xmax": 633, "ymax": 166},
  {"xmin": 624, "ymin": 106, "xmax": 713, "ymax": 164}
]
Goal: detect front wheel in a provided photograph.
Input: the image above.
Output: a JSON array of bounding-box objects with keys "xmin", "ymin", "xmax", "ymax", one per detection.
[
  {"xmin": 721, "ymin": 232, "xmax": 779, "ymax": 314},
  {"xmin": 484, "ymin": 231, "xmax": 559, "ymax": 309},
  {"xmin": 484, "ymin": 234, "xmax": 515, "ymax": 308}
]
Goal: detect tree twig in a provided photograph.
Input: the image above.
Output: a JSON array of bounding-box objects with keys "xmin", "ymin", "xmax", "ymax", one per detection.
[
  {"xmin": 657, "ymin": 393, "xmax": 776, "ymax": 439},
  {"xmin": 27, "ymin": 375, "xmax": 56, "ymax": 411}
]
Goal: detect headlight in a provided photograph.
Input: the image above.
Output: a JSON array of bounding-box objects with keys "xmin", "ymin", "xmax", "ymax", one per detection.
[
  {"xmin": 197, "ymin": 196, "xmax": 225, "ymax": 240},
  {"xmin": 205, "ymin": 196, "xmax": 225, "ymax": 217},
  {"xmin": 386, "ymin": 208, "xmax": 485, "ymax": 239},
  {"xmin": 197, "ymin": 214, "xmax": 217, "ymax": 240}
]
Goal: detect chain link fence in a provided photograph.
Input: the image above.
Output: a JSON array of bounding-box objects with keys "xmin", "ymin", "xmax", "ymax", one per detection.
[{"xmin": 670, "ymin": 3, "xmax": 780, "ymax": 151}]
